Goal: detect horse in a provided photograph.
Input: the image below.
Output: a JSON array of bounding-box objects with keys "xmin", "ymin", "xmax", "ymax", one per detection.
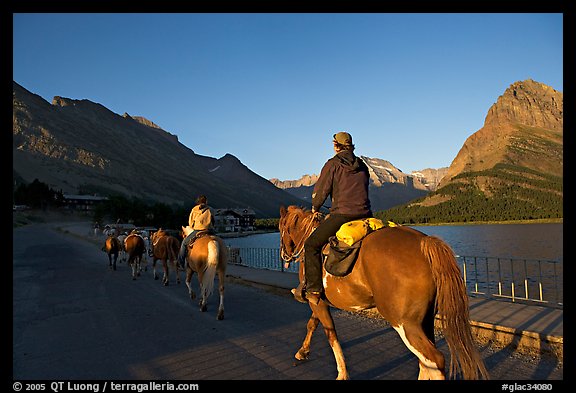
[
  {"xmin": 117, "ymin": 232, "xmax": 128, "ymax": 264},
  {"xmin": 149, "ymin": 229, "xmax": 181, "ymax": 286},
  {"xmin": 181, "ymin": 225, "xmax": 228, "ymax": 320},
  {"xmin": 279, "ymin": 205, "xmax": 489, "ymax": 381},
  {"xmin": 123, "ymin": 233, "xmax": 146, "ymax": 280},
  {"xmin": 102, "ymin": 235, "xmax": 122, "ymax": 270}
]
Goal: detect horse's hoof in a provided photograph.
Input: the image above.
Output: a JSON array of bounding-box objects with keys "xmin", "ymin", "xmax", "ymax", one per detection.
[
  {"xmin": 200, "ymin": 305, "xmax": 207, "ymax": 312},
  {"xmin": 154, "ymin": 276, "xmax": 158, "ymax": 280},
  {"xmin": 217, "ymin": 312, "xmax": 224, "ymax": 320},
  {"xmin": 295, "ymin": 350, "xmax": 309, "ymax": 360}
]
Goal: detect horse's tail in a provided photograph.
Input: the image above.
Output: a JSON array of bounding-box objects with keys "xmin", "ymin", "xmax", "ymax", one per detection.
[
  {"xmin": 201, "ymin": 239, "xmax": 220, "ymax": 299},
  {"xmin": 169, "ymin": 238, "xmax": 179, "ymax": 263},
  {"xmin": 421, "ymin": 236, "xmax": 489, "ymax": 380}
]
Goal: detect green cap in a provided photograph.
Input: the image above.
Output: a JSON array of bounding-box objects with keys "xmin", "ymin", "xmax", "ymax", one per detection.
[{"xmin": 333, "ymin": 131, "xmax": 353, "ymax": 146}]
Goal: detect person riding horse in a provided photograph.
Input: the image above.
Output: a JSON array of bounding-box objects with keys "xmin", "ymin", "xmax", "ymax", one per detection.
[
  {"xmin": 293, "ymin": 131, "xmax": 372, "ymax": 305},
  {"xmin": 178, "ymin": 195, "xmax": 215, "ymax": 269}
]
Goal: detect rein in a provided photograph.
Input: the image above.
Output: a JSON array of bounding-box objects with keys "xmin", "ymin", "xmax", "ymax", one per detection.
[{"xmin": 280, "ymin": 212, "xmax": 320, "ymax": 264}]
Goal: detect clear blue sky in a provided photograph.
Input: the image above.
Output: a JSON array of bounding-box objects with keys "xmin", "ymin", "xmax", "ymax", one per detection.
[{"xmin": 13, "ymin": 13, "xmax": 563, "ymax": 181}]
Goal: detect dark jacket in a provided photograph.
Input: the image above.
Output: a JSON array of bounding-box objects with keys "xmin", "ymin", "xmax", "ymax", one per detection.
[{"xmin": 312, "ymin": 150, "xmax": 372, "ymax": 216}]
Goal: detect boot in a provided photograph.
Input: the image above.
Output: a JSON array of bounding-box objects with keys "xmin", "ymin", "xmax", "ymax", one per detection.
[{"xmin": 291, "ymin": 281, "xmax": 308, "ymax": 304}]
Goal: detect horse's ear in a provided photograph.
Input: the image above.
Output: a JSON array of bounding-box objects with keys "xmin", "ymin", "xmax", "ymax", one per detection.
[{"xmin": 280, "ymin": 205, "xmax": 286, "ymax": 217}]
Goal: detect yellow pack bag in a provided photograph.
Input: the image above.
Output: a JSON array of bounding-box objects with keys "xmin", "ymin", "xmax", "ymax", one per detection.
[{"xmin": 336, "ymin": 218, "xmax": 385, "ymax": 246}]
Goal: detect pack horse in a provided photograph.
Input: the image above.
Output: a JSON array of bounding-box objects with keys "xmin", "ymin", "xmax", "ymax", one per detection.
[
  {"xmin": 102, "ymin": 235, "xmax": 122, "ymax": 271},
  {"xmin": 123, "ymin": 233, "xmax": 147, "ymax": 280},
  {"xmin": 279, "ymin": 205, "xmax": 489, "ymax": 380},
  {"xmin": 149, "ymin": 229, "xmax": 181, "ymax": 286}
]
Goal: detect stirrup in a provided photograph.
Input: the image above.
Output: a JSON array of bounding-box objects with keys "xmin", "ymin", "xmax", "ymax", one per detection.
[{"xmin": 291, "ymin": 282, "xmax": 308, "ymax": 304}]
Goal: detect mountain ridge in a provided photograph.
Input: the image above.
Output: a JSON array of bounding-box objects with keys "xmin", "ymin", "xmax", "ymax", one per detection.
[{"xmin": 12, "ymin": 81, "xmax": 306, "ymax": 218}]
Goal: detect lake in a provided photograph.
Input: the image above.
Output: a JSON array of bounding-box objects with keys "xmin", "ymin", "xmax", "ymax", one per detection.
[
  {"xmin": 224, "ymin": 223, "xmax": 563, "ymax": 262},
  {"xmin": 224, "ymin": 222, "xmax": 563, "ymax": 305}
]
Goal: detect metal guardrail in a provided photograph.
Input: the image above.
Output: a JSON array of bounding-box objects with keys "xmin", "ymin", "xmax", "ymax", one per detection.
[
  {"xmin": 457, "ymin": 255, "xmax": 563, "ymax": 309},
  {"xmin": 227, "ymin": 247, "xmax": 563, "ymax": 309}
]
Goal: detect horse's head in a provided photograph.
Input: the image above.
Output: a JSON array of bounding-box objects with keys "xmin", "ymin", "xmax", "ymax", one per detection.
[
  {"xmin": 279, "ymin": 205, "xmax": 321, "ymax": 267},
  {"xmin": 279, "ymin": 206, "xmax": 296, "ymax": 263}
]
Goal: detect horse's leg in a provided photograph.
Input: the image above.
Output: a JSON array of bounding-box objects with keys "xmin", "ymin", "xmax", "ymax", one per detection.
[
  {"xmin": 185, "ymin": 265, "xmax": 196, "ymax": 300},
  {"xmin": 392, "ymin": 322, "xmax": 446, "ymax": 380},
  {"xmin": 108, "ymin": 254, "xmax": 112, "ymax": 269},
  {"xmin": 216, "ymin": 267, "xmax": 225, "ymax": 320},
  {"xmin": 136, "ymin": 256, "xmax": 141, "ymax": 277},
  {"xmin": 113, "ymin": 253, "xmax": 117, "ymax": 271},
  {"xmin": 175, "ymin": 261, "xmax": 181, "ymax": 284},
  {"xmin": 197, "ymin": 270, "xmax": 207, "ymax": 312},
  {"xmin": 162, "ymin": 259, "xmax": 169, "ymax": 286},
  {"xmin": 130, "ymin": 259, "xmax": 137, "ymax": 280},
  {"xmin": 152, "ymin": 259, "xmax": 159, "ymax": 280},
  {"xmin": 295, "ymin": 314, "xmax": 320, "ymax": 361},
  {"xmin": 309, "ymin": 303, "xmax": 349, "ymax": 380}
]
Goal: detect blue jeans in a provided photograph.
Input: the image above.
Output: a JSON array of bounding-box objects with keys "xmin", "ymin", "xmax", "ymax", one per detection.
[{"xmin": 179, "ymin": 231, "xmax": 197, "ymax": 267}]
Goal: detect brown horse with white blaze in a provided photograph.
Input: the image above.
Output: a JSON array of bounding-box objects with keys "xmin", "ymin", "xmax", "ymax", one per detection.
[
  {"xmin": 150, "ymin": 229, "xmax": 181, "ymax": 286},
  {"xmin": 279, "ymin": 205, "xmax": 489, "ymax": 380},
  {"xmin": 123, "ymin": 233, "xmax": 146, "ymax": 280},
  {"xmin": 182, "ymin": 225, "xmax": 228, "ymax": 320}
]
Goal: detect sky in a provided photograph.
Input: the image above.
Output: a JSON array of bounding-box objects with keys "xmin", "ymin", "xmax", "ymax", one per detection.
[{"xmin": 12, "ymin": 12, "xmax": 563, "ymax": 181}]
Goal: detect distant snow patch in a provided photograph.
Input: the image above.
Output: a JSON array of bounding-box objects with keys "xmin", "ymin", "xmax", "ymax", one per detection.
[{"xmin": 209, "ymin": 166, "xmax": 221, "ymax": 172}]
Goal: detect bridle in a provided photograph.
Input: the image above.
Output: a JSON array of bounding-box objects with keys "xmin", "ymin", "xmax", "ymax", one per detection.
[{"xmin": 280, "ymin": 211, "xmax": 322, "ymax": 264}]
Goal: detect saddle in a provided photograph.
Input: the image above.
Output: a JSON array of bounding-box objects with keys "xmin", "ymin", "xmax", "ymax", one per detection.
[{"xmin": 187, "ymin": 229, "xmax": 215, "ymax": 249}]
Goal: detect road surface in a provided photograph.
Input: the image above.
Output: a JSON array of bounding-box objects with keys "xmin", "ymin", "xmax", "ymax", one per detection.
[{"xmin": 12, "ymin": 222, "xmax": 563, "ymax": 383}]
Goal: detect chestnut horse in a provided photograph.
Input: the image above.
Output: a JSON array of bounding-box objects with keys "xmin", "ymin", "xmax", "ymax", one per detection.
[
  {"xmin": 150, "ymin": 229, "xmax": 181, "ymax": 286},
  {"xmin": 102, "ymin": 235, "xmax": 122, "ymax": 271},
  {"xmin": 279, "ymin": 206, "xmax": 489, "ymax": 380},
  {"xmin": 181, "ymin": 225, "xmax": 228, "ymax": 320},
  {"xmin": 124, "ymin": 233, "xmax": 146, "ymax": 280}
]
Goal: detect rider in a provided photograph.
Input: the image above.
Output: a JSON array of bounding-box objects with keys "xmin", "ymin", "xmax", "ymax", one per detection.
[
  {"xmin": 178, "ymin": 195, "xmax": 215, "ymax": 269},
  {"xmin": 293, "ymin": 131, "xmax": 373, "ymax": 305}
]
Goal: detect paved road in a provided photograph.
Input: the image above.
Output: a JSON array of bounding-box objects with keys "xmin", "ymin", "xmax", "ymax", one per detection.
[{"xmin": 12, "ymin": 223, "xmax": 563, "ymax": 382}]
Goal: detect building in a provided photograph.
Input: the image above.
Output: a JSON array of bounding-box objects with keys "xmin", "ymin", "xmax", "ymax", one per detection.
[
  {"xmin": 62, "ymin": 194, "xmax": 108, "ymax": 211},
  {"xmin": 214, "ymin": 208, "xmax": 256, "ymax": 232}
]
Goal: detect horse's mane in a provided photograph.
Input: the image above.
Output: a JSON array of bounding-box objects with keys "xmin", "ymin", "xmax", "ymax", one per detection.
[{"xmin": 283, "ymin": 205, "xmax": 313, "ymax": 231}]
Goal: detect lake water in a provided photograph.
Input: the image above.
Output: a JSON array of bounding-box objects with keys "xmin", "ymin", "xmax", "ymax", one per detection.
[
  {"xmin": 224, "ymin": 222, "xmax": 563, "ymax": 305},
  {"xmin": 225, "ymin": 223, "xmax": 563, "ymax": 262}
]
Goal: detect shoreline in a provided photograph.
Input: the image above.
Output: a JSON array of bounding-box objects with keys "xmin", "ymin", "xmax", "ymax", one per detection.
[{"xmin": 13, "ymin": 208, "xmax": 562, "ymax": 232}]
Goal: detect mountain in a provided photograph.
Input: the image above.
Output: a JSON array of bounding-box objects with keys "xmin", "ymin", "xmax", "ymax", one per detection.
[
  {"xmin": 380, "ymin": 79, "xmax": 563, "ymax": 223},
  {"xmin": 271, "ymin": 158, "xmax": 447, "ymax": 212},
  {"xmin": 438, "ymin": 79, "xmax": 562, "ymax": 188},
  {"xmin": 12, "ymin": 81, "xmax": 307, "ymax": 218}
]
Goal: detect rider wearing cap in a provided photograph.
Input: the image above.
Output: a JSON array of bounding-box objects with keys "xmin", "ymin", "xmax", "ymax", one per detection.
[{"xmin": 293, "ymin": 131, "xmax": 373, "ymax": 305}]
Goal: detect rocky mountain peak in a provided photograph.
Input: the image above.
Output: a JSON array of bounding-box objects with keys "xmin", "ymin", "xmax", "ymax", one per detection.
[
  {"xmin": 484, "ymin": 79, "xmax": 563, "ymax": 131},
  {"xmin": 438, "ymin": 79, "xmax": 562, "ymax": 189}
]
